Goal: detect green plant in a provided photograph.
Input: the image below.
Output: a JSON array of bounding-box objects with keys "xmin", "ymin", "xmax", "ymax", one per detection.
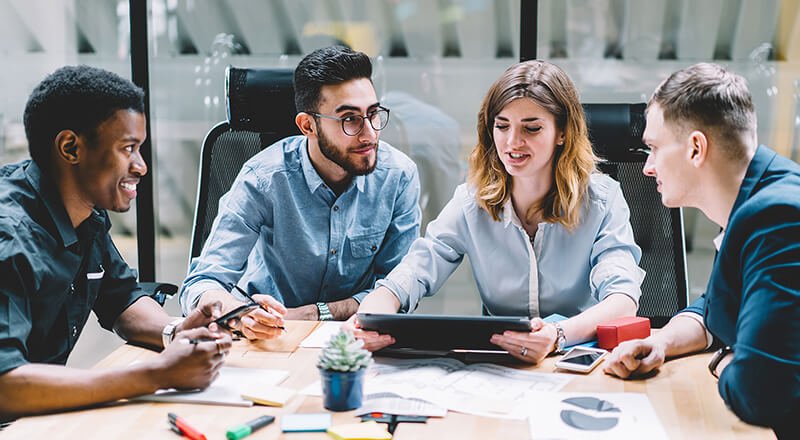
[{"xmin": 318, "ymin": 331, "xmax": 372, "ymax": 372}]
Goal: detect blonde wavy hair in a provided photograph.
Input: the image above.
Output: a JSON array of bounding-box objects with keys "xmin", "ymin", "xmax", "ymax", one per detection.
[{"xmin": 468, "ymin": 60, "xmax": 597, "ymax": 230}]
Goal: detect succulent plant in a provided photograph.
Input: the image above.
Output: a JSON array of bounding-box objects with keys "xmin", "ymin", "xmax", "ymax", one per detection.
[{"xmin": 318, "ymin": 331, "xmax": 372, "ymax": 372}]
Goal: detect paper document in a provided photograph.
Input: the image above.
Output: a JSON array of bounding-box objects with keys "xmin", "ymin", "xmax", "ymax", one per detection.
[
  {"xmin": 363, "ymin": 358, "xmax": 572, "ymax": 419},
  {"xmin": 242, "ymin": 385, "xmax": 296, "ymax": 407},
  {"xmin": 299, "ymin": 380, "xmax": 323, "ymax": 397},
  {"xmin": 300, "ymin": 321, "xmax": 343, "ymax": 348},
  {"xmin": 131, "ymin": 366, "xmax": 289, "ymax": 407},
  {"xmin": 525, "ymin": 392, "xmax": 669, "ymax": 439},
  {"xmin": 359, "ymin": 392, "xmax": 447, "ymax": 418}
]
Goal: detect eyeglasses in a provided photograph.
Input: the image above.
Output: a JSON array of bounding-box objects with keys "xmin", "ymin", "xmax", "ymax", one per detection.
[{"xmin": 308, "ymin": 106, "xmax": 390, "ymax": 136}]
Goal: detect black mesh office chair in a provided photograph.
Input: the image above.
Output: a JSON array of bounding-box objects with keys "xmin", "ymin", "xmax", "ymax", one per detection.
[
  {"xmin": 189, "ymin": 66, "xmax": 299, "ymax": 260},
  {"xmin": 583, "ymin": 103, "xmax": 688, "ymax": 328},
  {"xmin": 143, "ymin": 67, "xmax": 297, "ymax": 306}
]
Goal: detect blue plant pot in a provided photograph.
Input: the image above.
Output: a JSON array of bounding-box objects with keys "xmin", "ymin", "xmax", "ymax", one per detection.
[{"xmin": 319, "ymin": 367, "xmax": 365, "ymax": 411}]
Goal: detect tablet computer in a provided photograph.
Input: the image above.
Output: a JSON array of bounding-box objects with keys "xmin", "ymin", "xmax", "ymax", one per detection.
[{"xmin": 357, "ymin": 313, "xmax": 531, "ymax": 351}]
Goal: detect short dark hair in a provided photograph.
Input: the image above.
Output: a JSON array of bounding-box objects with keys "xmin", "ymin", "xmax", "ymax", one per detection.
[
  {"xmin": 293, "ymin": 45, "xmax": 372, "ymax": 113},
  {"xmin": 23, "ymin": 65, "xmax": 145, "ymax": 172},
  {"xmin": 649, "ymin": 63, "xmax": 756, "ymax": 161}
]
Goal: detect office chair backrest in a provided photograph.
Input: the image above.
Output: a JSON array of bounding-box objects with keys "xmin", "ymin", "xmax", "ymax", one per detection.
[
  {"xmin": 190, "ymin": 67, "xmax": 299, "ymax": 259},
  {"xmin": 583, "ymin": 103, "xmax": 689, "ymax": 328}
]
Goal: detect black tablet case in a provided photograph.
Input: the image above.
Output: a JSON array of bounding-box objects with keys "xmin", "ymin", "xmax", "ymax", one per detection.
[{"xmin": 358, "ymin": 313, "xmax": 531, "ymax": 351}]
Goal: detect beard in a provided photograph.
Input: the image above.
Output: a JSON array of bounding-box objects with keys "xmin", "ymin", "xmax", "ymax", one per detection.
[{"xmin": 317, "ymin": 125, "xmax": 378, "ymax": 176}]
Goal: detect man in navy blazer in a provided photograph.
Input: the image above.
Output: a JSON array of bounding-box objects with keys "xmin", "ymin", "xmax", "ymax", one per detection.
[{"xmin": 603, "ymin": 63, "xmax": 799, "ymax": 438}]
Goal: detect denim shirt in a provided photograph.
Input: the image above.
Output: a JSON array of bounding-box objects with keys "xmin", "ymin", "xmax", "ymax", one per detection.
[
  {"xmin": 180, "ymin": 135, "xmax": 421, "ymax": 313},
  {"xmin": 377, "ymin": 174, "xmax": 645, "ymax": 317}
]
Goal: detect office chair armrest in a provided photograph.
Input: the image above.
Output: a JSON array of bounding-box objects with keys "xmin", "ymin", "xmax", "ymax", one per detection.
[{"xmin": 139, "ymin": 282, "xmax": 179, "ymax": 307}]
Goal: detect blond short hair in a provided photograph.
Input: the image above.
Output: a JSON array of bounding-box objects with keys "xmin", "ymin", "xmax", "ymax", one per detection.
[{"xmin": 649, "ymin": 63, "xmax": 756, "ymax": 161}]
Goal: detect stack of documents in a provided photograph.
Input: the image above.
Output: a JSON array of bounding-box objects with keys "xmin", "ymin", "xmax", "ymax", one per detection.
[
  {"xmin": 364, "ymin": 358, "xmax": 572, "ymax": 419},
  {"xmin": 359, "ymin": 393, "xmax": 447, "ymax": 418},
  {"xmin": 300, "ymin": 358, "xmax": 572, "ymax": 419}
]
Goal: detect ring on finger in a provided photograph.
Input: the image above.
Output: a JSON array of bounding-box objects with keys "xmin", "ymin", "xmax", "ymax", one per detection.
[
  {"xmin": 520, "ymin": 346, "xmax": 528, "ymax": 357},
  {"xmin": 215, "ymin": 339, "xmax": 223, "ymax": 355}
]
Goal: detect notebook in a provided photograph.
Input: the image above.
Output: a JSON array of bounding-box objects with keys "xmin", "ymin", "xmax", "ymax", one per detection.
[{"xmin": 131, "ymin": 366, "xmax": 288, "ymax": 407}]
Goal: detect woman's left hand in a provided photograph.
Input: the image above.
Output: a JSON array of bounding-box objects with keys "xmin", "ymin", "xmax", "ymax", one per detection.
[{"xmin": 490, "ymin": 318, "xmax": 558, "ymax": 364}]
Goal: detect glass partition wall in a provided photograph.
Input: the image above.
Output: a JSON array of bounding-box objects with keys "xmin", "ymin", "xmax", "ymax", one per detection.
[
  {"xmin": 2, "ymin": 0, "xmax": 799, "ymax": 321},
  {"xmin": 145, "ymin": 0, "xmax": 522, "ymax": 315},
  {"xmin": 540, "ymin": 0, "xmax": 800, "ymax": 301},
  {"xmin": 0, "ymin": 0, "xmax": 136, "ymax": 366},
  {"xmin": 0, "ymin": 0, "xmax": 137, "ymax": 259}
]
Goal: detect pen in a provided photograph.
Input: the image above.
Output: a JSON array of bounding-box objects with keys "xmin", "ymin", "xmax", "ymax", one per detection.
[
  {"xmin": 179, "ymin": 338, "xmax": 215, "ymax": 345},
  {"xmin": 228, "ymin": 283, "xmax": 286, "ymax": 331},
  {"xmin": 168, "ymin": 412, "xmax": 207, "ymax": 440},
  {"xmin": 226, "ymin": 415, "xmax": 275, "ymax": 440}
]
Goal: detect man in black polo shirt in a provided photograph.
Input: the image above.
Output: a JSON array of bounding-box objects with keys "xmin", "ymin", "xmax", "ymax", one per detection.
[{"xmin": 0, "ymin": 65, "xmax": 233, "ymax": 420}]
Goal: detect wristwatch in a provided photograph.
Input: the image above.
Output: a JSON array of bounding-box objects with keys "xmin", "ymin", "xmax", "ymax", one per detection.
[
  {"xmin": 708, "ymin": 346, "xmax": 733, "ymax": 379},
  {"xmin": 316, "ymin": 302, "xmax": 333, "ymax": 321},
  {"xmin": 552, "ymin": 322, "xmax": 567, "ymax": 354},
  {"xmin": 161, "ymin": 318, "xmax": 184, "ymax": 348}
]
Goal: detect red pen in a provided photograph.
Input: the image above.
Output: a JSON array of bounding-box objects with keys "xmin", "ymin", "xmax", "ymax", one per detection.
[{"xmin": 168, "ymin": 412, "xmax": 207, "ymax": 440}]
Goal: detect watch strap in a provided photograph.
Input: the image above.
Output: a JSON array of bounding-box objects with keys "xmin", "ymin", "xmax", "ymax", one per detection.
[
  {"xmin": 708, "ymin": 346, "xmax": 732, "ymax": 379},
  {"xmin": 316, "ymin": 302, "xmax": 333, "ymax": 321},
  {"xmin": 552, "ymin": 322, "xmax": 566, "ymax": 354},
  {"xmin": 161, "ymin": 318, "xmax": 184, "ymax": 348}
]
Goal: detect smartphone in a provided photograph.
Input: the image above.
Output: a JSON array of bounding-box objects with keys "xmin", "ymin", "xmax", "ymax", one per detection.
[
  {"xmin": 214, "ymin": 303, "xmax": 260, "ymax": 331},
  {"xmin": 554, "ymin": 346, "xmax": 608, "ymax": 373}
]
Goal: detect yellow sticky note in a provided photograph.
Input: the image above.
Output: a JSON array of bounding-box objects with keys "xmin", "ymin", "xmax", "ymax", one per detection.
[
  {"xmin": 241, "ymin": 386, "xmax": 295, "ymax": 407},
  {"xmin": 327, "ymin": 421, "xmax": 392, "ymax": 440}
]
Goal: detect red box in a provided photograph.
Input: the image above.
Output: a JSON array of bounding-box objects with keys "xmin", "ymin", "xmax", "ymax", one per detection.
[{"xmin": 596, "ymin": 317, "xmax": 651, "ymax": 350}]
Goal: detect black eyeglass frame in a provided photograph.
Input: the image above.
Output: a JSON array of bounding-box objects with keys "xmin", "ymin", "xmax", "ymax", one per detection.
[{"xmin": 307, "ymin": 106, "xmax": 391, "ymax": 136}]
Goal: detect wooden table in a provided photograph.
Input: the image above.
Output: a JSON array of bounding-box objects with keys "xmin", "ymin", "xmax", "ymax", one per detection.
[{"xmin": 1, "ymin": 322, "xmax": 774, "ymax": 439}]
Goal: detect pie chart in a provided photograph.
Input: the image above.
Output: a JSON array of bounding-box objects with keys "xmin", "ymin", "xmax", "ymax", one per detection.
[{"xmin": 559, "ymin": 396, "xmax": 621, "ymax": 431}]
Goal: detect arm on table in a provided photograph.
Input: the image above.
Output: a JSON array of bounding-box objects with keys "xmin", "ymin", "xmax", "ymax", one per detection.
[
  {"xmin": 491, "ymin": 293, "xmax": 637, "ymax": 364},
  {"xmin": 603, "ymin": 310, "xmax": 709, "ymax": 378},
  {"xmin": 0, "ymin": 325, "xmax": 230, "ymax": 419}
]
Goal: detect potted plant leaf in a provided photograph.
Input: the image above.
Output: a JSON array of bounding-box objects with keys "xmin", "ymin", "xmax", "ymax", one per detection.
[{"xmin": 318, "ymin": 330, "xmax": 372, "ymax": 411}]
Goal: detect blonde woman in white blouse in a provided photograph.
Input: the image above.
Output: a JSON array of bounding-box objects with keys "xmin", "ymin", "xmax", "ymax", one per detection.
[{"xmin": 349, "ymin": 60, "xmax": 645, "ymax": 364}]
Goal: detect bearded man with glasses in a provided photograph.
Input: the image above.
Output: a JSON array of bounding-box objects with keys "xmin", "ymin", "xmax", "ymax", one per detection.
[{"xmin": 180, "ymin": 46, "xmax": 421, "ymax": 333}]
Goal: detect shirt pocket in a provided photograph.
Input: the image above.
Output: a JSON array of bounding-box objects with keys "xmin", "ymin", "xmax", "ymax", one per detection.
[
  {"xmin": 84, "ymin": 263, "xmax": 105, "ymax": 304},
  {"xmin": 349, "ymin": 231, "xmax": 385, "ymax": 258}
]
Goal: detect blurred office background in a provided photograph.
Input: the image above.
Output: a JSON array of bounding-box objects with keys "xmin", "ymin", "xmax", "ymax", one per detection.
[{"xmin": 1, "ymin": 0, "xmax": 799, "ymax": 367}]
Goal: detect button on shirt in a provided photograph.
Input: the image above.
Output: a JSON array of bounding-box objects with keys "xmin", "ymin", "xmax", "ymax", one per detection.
[
  {"xmin": 378, "ymin": 174, "xmax": 645, "ymax": 317},
  {"xmin": 0, "ymin": 161, "xmax": 146, "ymax": 375},
  {"xmin": 180, "ymin": 135, "xmax": 421, "ymax": 313}
]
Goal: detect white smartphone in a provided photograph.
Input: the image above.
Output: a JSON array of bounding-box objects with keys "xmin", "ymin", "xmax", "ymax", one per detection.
[{"xmin": 554, "ymin": 346, "xmax": 608, "ymax": 373}]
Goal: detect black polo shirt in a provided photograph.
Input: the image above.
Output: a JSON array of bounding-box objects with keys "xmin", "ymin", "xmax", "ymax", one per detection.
[{"xmin": 0, "ymin": 160, "xmax": 147, "ymax": 375}]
